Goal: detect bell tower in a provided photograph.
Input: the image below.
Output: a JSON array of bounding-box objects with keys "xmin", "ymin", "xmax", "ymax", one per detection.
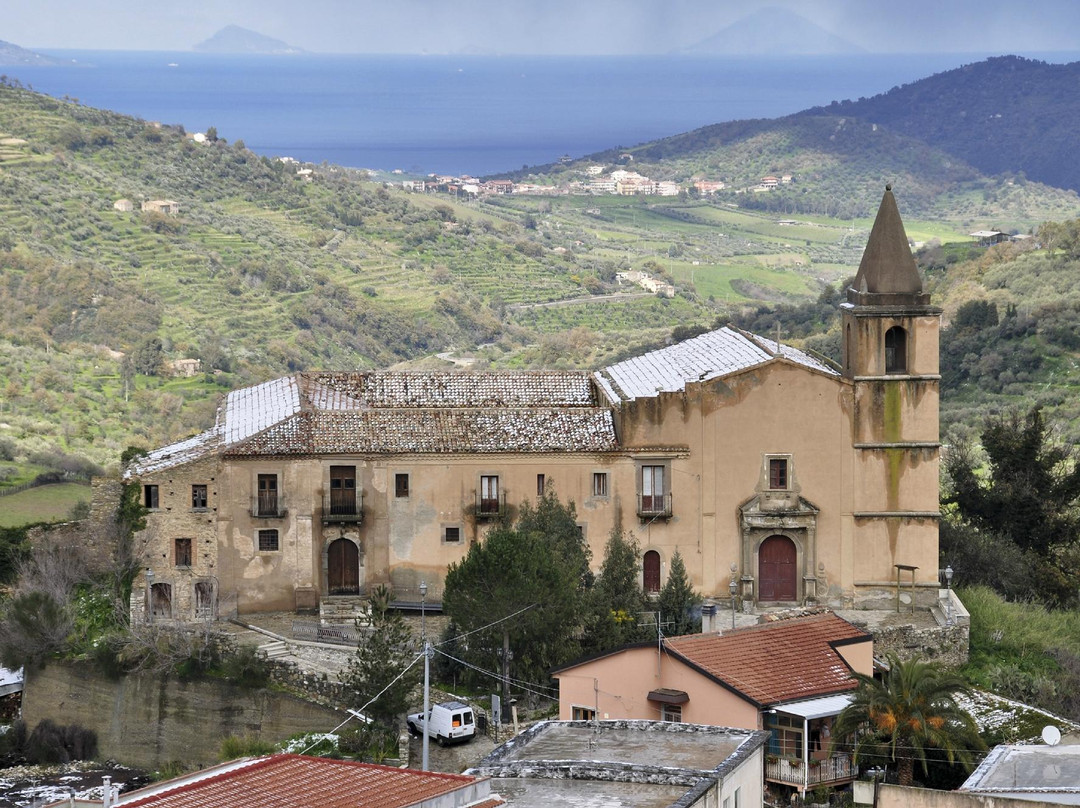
[{"xmin": 841, "ymin": 185, "xmax": 942, "ymax": 607}]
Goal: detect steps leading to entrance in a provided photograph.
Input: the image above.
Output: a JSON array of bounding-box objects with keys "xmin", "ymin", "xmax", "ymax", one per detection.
[{"xmin": 320, "ymin": 597, "xmax": 371, "ymax": 625}]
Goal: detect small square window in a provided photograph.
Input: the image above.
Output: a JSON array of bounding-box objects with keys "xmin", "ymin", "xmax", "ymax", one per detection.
[
  {"xmin": 572, "ymin": 706, "xmax": 596, "ymax": 720},
  {"xmin": 661, "ymin": 704, "xmax": 682, "ymax": 723},
  {"xmin": 444, "ymin": 526, "xmax": 462, "ymax": 544},
  {"xmin": 592, "ymin": 472, "xmax": 608, "ymax": 497},
  {"xmin": 144, "ymin": 484, "xmax": 159, "ymax": 509},
  {"xmin": 258, "ymin": 529, "xmax": 279, "ymax": 552},
  {"xmin": 174, "ymin": 538, "xmax": 192, "ymax": 567},
  {"xmin": 191, "ymin": 484, "xmax": 208, "ymax": 509},
  {"xmin": 537, "ymin": 474, "xmax": 546, "ymax": 496},
  {"xmin": 395, "ymin": 473, "xmax": 409, "ymax": 498},
  {"xmin": 769, "ymin": 458, "xmax": 788, "ymax": 490}
]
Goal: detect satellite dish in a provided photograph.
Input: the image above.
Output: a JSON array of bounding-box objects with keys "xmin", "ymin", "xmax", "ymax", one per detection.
[{"xmin": 1042, "ymin": 725, "xmax": 1061, "ymax": 746}]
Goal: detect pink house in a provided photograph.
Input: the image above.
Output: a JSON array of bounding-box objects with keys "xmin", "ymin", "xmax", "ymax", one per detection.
[{"xmin": 552, "ymin": 612, "xmax": 874, "ymax": 795}]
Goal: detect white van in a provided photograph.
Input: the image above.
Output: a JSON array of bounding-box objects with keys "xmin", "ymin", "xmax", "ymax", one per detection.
[{"xmin": 407, "ymin": 700, "xmax": 476, "ymax": 746}]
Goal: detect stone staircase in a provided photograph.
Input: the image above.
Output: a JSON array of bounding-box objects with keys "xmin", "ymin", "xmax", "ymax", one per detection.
[
  {"xmin": 320, "ymin": 597, "xmax": 371, "ymax": 625},
  {"xmin": 258, "ymin": 640, "xmax": 291, "ymax": 661}
]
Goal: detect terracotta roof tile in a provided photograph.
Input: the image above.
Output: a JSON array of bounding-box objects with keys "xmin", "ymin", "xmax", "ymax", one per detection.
[
  {"xmin": 665, "ymin": 613, "xmax": 870, "ymax": 706},
  {"xmin": 119, "ymin": 754, "xmax": 486, "ymax": 808},
  {"xmin": 225, "ymin": 407, "xmax": 618, "ymax": 456}
]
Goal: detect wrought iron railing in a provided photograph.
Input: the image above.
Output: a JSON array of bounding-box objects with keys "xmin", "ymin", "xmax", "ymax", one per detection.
[
  {"xmin": 322, "ymin": 488, "xmax": 364, "ymax": 522},
  {"xmin": 475, "ymin": 490, "xmax": 507, "ymax": 519},
  {"xmin": 637, "ymin": 492, "xmax": 672, "ymax": 519}
]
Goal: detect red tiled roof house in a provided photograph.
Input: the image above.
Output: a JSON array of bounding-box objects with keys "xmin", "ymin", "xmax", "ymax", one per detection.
[
  {"xmin": 552, "ymin": 612, "xmax": 873, "ymax": 794},
  {"xmin": 45, "ymin": 754, "xmax": 502, "ymax": 808}
]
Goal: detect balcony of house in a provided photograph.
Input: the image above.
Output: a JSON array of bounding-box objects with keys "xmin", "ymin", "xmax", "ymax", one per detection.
[
  {"xmin": 764, "ymin": 695, "xmax": 857, "ymax": 793},
  {"xmin": 322, "ymin": 488, "xmax": 364, "ymax": 524},
  {"xmin": 765, "ymin": 753, "xmax": 858, "ymax": 791},
  {"xmin": 250, "ymin": 492, "xmax": 287, "ymax": 519},
  {"xmin": 474, "ymin": 490, "xmax": 507, "ymax": 520},
  {"xmin": 637, "ymin": 492, "xmax": 672, "ymax": 520}
]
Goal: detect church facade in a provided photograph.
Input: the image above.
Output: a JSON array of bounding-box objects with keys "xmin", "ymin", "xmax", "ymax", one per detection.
[{"xmin": 126, "ymin": 188, "xmax": 942, "ymax": 620}]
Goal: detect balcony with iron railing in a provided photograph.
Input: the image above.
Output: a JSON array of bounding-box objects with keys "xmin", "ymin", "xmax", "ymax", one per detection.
[
  {"xmin": 322, "ymin": 487, "xmax": 364, "ymax": 524},
  {"xmin": 474, "ymin": 490, "xmax": 507, "ymax": 520},
  {"xmin": 251, "ymin": 491, "xmax": 287, "ymax": 519},
  {"xmin": 637, "ymin": 492, "xmax": 672, "ymax": 520},
  {"xmin": 765, "ymin": 754, "xmax": 858, "ymax": 790}
]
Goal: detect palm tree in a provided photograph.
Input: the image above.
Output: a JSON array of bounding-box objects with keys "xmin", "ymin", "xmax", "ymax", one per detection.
[{"xmin": 830, "ymin": 652, "xmax": 984, "ymax": 786}]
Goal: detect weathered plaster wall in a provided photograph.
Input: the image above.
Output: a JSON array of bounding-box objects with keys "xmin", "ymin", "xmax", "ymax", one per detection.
[
  {"xmin": 22, "ymin": 663, "xmax": 346, "ymax": 770},
  {"xmin": 878, "ymin": 783, "xmax": 1063, "ymax": 808}
]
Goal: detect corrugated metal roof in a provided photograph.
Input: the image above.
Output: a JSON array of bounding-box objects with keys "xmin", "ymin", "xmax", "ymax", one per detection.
[{"xmin": 594, "ymin": 327, "xmax": 837, "ymax": 403}]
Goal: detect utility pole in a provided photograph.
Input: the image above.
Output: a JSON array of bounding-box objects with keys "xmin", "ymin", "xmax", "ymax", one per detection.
[{"xmin": 420, "ymin": 581, "xmax": 430, "ymax": 772}]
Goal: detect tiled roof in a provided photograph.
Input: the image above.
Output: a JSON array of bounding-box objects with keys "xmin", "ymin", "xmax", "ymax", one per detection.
[
  {"xmin": 118, "ymin": 754, "xmax": 491, "ymax": 808},
  {"xmin": 226, "ymin": 408, "xmax": 618, "ymax": 456},
  {"xmin": 594, "ymin": 326, "xmax": 838, "ymax": 403},
  {"xmin": 305, "ymin": 371, "xmax": 598, "ymax": 408},
  {"xmin": 664, "ymin": 613, "xmax": 870, "ymax": 706}
]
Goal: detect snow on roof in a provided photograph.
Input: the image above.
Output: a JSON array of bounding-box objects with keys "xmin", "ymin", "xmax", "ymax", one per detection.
[{"xmin": 594, "ymin": 326, "xmax": 837, "ymax": 403}]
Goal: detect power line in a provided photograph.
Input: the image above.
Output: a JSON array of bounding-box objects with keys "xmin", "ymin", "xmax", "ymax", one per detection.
[
  {"xmin": 299, "ymin": 650, "xmax": 424, "ymax": 756},
  {"xmin": 435, "ymin": 647, "xmax": 559, "ymax": 702},
  {"xmin": 432, "ymin": 601, "xmax": 540, "ymax": 648}
]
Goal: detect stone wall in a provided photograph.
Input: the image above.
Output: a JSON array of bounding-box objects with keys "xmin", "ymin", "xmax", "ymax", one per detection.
[
  {"xmin": 26, "ymin": 477, "xmax": 124, "ymax": 575},
  {"xmin": 22, "ymin": 662, "xmax": 347, "ymax": 771},
  {"xmin": 871, "ymin": 622, "xmax": 970, "ymax": 668}
]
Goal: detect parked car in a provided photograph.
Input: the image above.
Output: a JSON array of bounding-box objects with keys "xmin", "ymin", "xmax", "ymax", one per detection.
[{"xmin": 407, "ymin": 701, "xmax": 476, "ymax": 746}]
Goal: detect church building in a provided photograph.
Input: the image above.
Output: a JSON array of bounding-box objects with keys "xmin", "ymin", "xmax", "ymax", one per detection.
[{"xmin": 126, "ymin": 187, "xmax": 941, "ymax": 620}]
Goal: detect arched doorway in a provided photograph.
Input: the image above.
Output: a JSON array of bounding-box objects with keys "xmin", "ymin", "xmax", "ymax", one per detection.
[
  {"xmin": 328, "ymin": 538, "xmax": 360, "ymax": 595},
  {"xmin": 643, "ymin": 550, "xmax": 661, "ymax": 594},
  {"xmin": 758, "ymin": 535, "xmax": 797, "ymax": 601}
]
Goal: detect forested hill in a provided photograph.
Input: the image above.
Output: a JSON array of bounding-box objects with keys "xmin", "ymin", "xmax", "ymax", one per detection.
[{"xmin": 800, "ymin": 56, "xmax": 1080, "ymax": 194}]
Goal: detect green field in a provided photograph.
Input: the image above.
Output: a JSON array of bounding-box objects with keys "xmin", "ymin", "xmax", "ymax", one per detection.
[{"xmin": 0, "ymin": 483, "xmax": 91, "ymax": 528}]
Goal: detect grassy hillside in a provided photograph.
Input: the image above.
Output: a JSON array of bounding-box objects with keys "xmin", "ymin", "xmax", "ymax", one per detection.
[{"xmin": 1, "ymin": 74, "xmax": 1079, "ymax": 494}]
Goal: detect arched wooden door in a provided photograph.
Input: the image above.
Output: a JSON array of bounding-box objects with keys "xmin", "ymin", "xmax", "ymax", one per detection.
[
  {"xmin": 643, "ymin": 550, "xmax": 661, "ymax": 594},
  {"xmin": 758, "ymin": 535, "xmax": 797, "ymax": 601},
  {"xmin": 328, "ymin": 538, "xmax": 360, "ymax": 595}
]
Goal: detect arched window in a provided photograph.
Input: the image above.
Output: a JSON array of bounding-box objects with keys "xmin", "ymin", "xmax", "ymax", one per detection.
[
  {"xmin": 643, "ymin": 550, "xmax": 661, "ymax": 594},
  {"xmin": 884, "ymin": 326, "xmax": 907, "ymax": 374}
]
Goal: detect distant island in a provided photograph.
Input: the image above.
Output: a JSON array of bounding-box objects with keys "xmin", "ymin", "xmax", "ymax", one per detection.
[
  {"xmin": 678, "ymin": 6, "xmax": 864, "ymax": 55},
  {"xmin": 193, "ymin": 25, "xmax": 303, "ymax": 55},
  {"xmin": 0, "ymin": 38, "xmax": 69, "ymax": 66}
]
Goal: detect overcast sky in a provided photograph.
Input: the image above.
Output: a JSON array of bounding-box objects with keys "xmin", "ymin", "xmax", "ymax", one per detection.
[{"xmin": 6, "ymin": 0, "xmax": 1080, "ymax": 55}]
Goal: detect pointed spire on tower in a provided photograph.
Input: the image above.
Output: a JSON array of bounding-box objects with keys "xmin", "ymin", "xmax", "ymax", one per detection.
[{"xmin": 847, "ymin": 185, "xmax": 929, "ymax": 306}]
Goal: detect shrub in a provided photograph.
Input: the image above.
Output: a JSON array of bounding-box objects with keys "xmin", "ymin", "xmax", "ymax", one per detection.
[
  {"xmin": 23, "ymin": 719, "xmax": 98, "ymax": 764},
  {"xmin": 219, "ymin": 733, "xmax": 276, "ymax": 761},
  {"xmin": 218, "ymin": 644, "xmax": 271, "ymax": 689}
]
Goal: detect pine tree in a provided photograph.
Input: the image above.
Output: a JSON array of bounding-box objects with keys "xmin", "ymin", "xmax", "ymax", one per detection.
[
  {"xmin": 342, "ymin": 585, "xmax": 419, "ymax": 726},
  {"xmin": 583, "ymin": 528, "xmax": 648, "ymax": 653},
  {"xmin": 657, "ymin": 551, "xmax": 701, "ymax": 636}
]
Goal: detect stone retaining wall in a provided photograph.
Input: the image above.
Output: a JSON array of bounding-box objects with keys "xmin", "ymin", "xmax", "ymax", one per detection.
[{"xmin": 22, "ymin": 662, "xmax": 347, "ymax": 771}]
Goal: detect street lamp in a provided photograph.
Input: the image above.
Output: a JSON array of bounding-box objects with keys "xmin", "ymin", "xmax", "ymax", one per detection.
[
  {"xmin": 944, "ymin": 565, "xmax": 954, "ymax": 626},
  {"xmin": 729, "ymin": 577, "xmax": 738, "ymax": 629}
]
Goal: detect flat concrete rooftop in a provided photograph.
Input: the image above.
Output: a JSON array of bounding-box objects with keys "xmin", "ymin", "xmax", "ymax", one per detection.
[
  {"xmin": 963, "ymin": 744, "xmax": 1080, "ymax": 794},
  {"xmin": 497, "ymin": 722, "xmax": 746, "ymax": 771},
  {"xmin": 490, "ymin": 778, "xmax": 688, "ymax": 808}
]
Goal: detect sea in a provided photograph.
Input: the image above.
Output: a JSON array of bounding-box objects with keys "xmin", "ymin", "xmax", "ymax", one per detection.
[{"xmin": 5, "ymin": 50, "xmax": 1079, "ymax": 177}]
